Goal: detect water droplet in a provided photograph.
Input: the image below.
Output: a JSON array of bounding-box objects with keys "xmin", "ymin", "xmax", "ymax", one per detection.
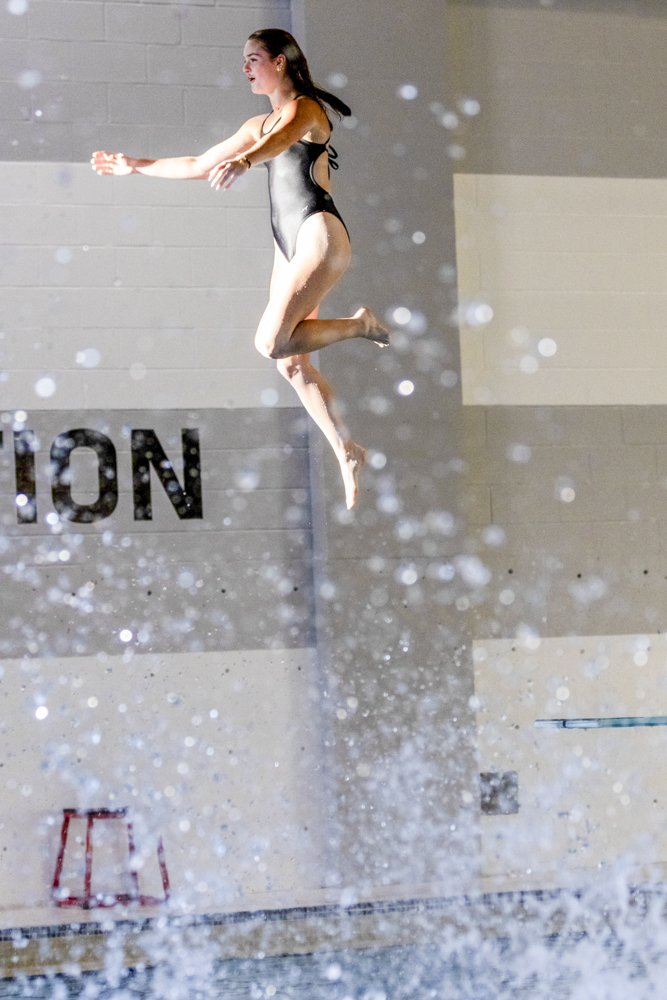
[
  {"xmin": 75, "ymin": 347, "xmax": 100, "ymax": 368},
  {"xmin": 508, "ymin": 443, "xmax": 532, "ymax": 463},
  {"xmin": 538, "ymin": 337, "xmax": 557, "ymax": 357},
  {"xmin": 260, "ymin": 387, "xmax": 279, "ymax": 406},
  {"xmin": 398, "ymin": 83, "xmax": 418, "ymax": 100},
  {"xmin": 35, "ymin": 376, "xmax": 55, "ymax": 398},
  {"xmin": 459, "ymin": 97, "xmax": 481, "ymax": 116},
  {"xmin": 327, "ymin": 72, "xmax": 347, "ymax": 88},
  {"xmin": 392, "ymin": 307, "xmax": 412, "ymax": 325},
  {"xmin": 17, "ymin": 68, "xmax": 41, "ymax": 88},
  {"xmin": 398, "ymin": 565, "xmax": 419, "ymax": 586},
  {"xmin": 519, "ymin": 355, "xmax": 538, "ymax": 374}
]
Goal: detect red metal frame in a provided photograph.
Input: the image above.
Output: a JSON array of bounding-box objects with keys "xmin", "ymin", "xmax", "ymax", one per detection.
[{"xmin": 51, "ymin": 807, "xmax": 170, "ymax": 908}]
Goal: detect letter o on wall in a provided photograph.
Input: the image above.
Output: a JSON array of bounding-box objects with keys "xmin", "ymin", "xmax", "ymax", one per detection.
[{"xmin": 51, "ymin": 429, "xmax": 118, "ymax": 523}]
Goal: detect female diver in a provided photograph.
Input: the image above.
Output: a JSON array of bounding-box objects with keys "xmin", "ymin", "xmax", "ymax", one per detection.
[{"xmin": 91, "ymin": 28, "xmax": 388, "ymax": 508}]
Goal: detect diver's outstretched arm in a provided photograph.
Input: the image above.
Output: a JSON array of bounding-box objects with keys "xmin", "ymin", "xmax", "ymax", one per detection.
[{"xmin": 91, "ymin": 115, "xmax": 266, "ymax": 180}]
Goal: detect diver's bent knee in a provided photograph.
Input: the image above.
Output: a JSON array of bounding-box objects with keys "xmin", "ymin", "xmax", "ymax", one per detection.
[
  {"xmin": 254, "ymin": 333, "xmax": 275, "ymax": 359},
  {"xmin": 276, "ymin": 357, "xmax": 302, "ymax": 380},
  {"xmin": 255, "ymin": 329, "xmax": 291, "ymax": 360}
]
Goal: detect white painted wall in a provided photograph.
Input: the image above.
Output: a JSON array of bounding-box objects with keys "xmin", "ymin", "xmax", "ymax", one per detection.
[
  {"xmin": 473, "ymin": 633, "xmax": 667, "ymax": 889},
  {"xmin": 0, "ymin": 648, "xmax": 323, "ymax": 912},
  {"xmin": 0, "ymin": 162, "xmax": 297, "ymax": 410}
]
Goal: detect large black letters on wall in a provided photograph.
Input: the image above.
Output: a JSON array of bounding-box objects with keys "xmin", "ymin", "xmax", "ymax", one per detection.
[
  {"xmin": 51, "ymin": 429, "xmax": 119, "ymax": 523},
  {"xmin": 11, "ymin": 427, "xmax": 202, "ymax": 523},
  {"xmin": 131, "ymin": 429, "xmax": 202, "ymax": 521}
]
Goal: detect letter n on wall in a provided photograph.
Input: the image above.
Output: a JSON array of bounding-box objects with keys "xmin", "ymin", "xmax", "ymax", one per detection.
[{"xmin": 131, "ymin": 429, "xmax": 202, "ymax": 521}]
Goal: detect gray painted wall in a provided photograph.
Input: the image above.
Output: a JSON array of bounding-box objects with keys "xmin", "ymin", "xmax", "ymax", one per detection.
[
  {"xmin": 447, "ymin": 0, "xmax": 667, "ymax": 178},
  {"xmin": 300, "ymin": 0, "xmax": 479, "ymax": 891},
  {"xmin": 446, "ymin": 0, "xmax": 667, "ymax": 646},
  {"xmin": 0, "ymin": 408, "xmax": 314, "ymax": 659}
]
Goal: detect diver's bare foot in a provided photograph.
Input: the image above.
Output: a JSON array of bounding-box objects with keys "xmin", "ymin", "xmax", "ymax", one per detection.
[
  {"xmin": 339, "ymin": 441, "xmax": 366, "ymax": 509},
  {"xmin": 354, "ymin": 307, "xmax": 390, "ymax": 347}
]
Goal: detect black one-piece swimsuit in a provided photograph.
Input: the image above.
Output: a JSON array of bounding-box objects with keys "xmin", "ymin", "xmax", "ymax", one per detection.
[{"xmin": 262, "ymin": 108, "xmax": 349, "ymax": 262}]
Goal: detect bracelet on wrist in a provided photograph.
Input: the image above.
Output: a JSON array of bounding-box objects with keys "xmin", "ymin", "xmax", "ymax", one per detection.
[{"xmin": 239, "ymin": 155, "xmax": 251, "ymax": 169}]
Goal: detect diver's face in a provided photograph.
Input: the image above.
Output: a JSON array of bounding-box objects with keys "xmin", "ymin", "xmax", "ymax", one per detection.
[{"xmin": 243, "ymin": 42, "xmax": 284, "ymax": 94}]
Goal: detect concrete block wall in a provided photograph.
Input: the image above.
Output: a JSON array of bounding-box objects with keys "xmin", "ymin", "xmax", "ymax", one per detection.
[
  {"xmin": 446, "ymin": 0, "xmax": 667, "ymax": 644},
  {"xmin": 1, "ymin": 648, "xmax": 323, "ymax": 913},
  {"xmin": 6, "ymin": 0, "xmax": 667, "ymax": 926},
  {"xmin": 455, "ymin": 173, "xmax": 667, "ymax": 406},
  {"xmin": 460, "ymin": 404, "xmax": 667, "ymax": 639},
  {"xmin": 474, "ymin": 633, "xmax": 667, "ymax": 888},
  {"xmin": 0, "ymin": 162, "xmax": 294, "ymax": 409},
  {"xmin": 0, "ymin": 0, "xmax": 290, "ymax": 161},
  {"xmin": 299, "ymin": 0, "xmax": 479, "ymax": 892},
  {"xmin": 0, "ymin": 0, "xmax": 334, "ymax": 919},
  {"xmin": 446, "ymin": 0, "xmax": 667, "ymax": 179},
  {"xmin": 447, "ymin": 0, "xmax": 667, "ymax": 885}
]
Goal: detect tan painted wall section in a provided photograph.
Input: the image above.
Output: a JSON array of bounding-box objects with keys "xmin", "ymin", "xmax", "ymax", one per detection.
[
  {"xmin": 473, "ymin": 633, "xmax": 667, "ymax": 886},
  {"xmin": 455, "ymin": 173, "xmax": 667, "ymax": 406}
]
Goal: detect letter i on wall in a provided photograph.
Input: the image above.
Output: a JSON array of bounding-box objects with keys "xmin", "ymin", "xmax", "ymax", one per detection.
[{"xmin": 14, "ymin": 429, "xmax": 37, "ymax": 524}]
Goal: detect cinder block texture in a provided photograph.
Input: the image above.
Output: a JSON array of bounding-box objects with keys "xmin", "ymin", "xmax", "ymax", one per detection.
[
  {"xmin": 455, "ymin": 174, "xmax": 667, "ymax": 407},
  {"xmin": 447, "ymin": 0, "xmax": 667, "ymax": 178},
  {"xmin": 29, "ymin": 2, "xmax": 105, "ymax": 41},
  {"xmin": 473, "ymin": 634, "xmax": 667, "ymax": 879},
  {"xmin": 0, "ymin": 0, "xmax": 290, "ymax": 161},
  {"xmin": 0, "ymin": 162, "xmax": 288, "ymax": 409},
  {"xmin": 104, "ymin": 4, "xmax": 180, "ymax": 44},
  {"xmin": 0, "ymin": 648, "xmax": 323, "ymax": 911},
  {"xmin": 301, "ymin": 0, "xmax": 479, "ymax": 892},
  {"xmin": 460, "ymin": 404, "xmax": 667, "ymax": 641},
  {"xmin": 0, "ymin": 408, "xmax": 314, "ymax": 657}
]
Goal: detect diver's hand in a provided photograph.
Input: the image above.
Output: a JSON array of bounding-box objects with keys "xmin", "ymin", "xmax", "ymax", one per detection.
[
  {"xmin": 91, "ymin": 151, "xmax": 136, "ymax": 176},
  {"xmin": 208, "ymin": 158, "xmax": 249, "ymax": 191}
]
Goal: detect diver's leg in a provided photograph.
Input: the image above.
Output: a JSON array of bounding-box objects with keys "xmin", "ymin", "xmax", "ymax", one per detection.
[
  {"xmin": 277, "ymin": 350, "xmax": 366, "ymax": 509},
  {"xmin": 254, "ymin": 214, "xmax": 389, "ymax": 360}
]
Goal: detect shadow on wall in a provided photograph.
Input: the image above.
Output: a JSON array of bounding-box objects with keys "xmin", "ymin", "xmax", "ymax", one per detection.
[{"xmin": 446, "ymin": 0, "xmax": 667, "ymax": 177}]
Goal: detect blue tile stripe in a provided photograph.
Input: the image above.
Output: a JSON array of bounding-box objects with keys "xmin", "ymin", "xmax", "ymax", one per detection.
[{"xmin": 535, "ymin": 717, "xmax": 667, "ymax": 729}]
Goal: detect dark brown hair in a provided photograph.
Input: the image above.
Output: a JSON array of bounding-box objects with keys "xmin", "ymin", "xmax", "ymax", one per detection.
[{"xmin": 247, "ymin": 29, "xmax": 352, "ymax": 123}]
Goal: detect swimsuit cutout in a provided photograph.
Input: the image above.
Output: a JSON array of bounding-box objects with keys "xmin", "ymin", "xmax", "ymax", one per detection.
[{"xmin": 261, "ymin": 100, "xmax": 349, "ymax": 262}]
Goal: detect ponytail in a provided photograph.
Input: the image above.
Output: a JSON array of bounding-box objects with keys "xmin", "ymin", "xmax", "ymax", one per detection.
[{"xmin": 311, "ymin": 85, "xmax": 351, "ymax": 120}]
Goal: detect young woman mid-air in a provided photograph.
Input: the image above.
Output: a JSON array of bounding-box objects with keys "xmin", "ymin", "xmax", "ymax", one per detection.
[{"xmin": 91, "ymin": 28, "xmax": 388, "ymax": 508}]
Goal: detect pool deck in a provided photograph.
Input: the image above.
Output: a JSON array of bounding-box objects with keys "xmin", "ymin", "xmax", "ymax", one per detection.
[{"xmin": 3, "ymin": 873, "xmax": 667, "ymax": 979}]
